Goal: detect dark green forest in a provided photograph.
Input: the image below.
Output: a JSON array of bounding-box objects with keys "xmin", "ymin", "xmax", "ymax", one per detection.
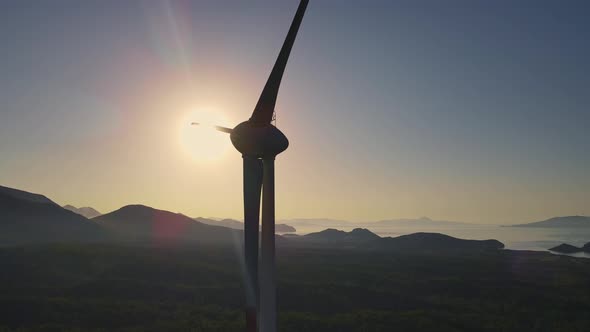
[{"xmin": 1, "ymin": 244, "xmax": 589, "ymax": 332}]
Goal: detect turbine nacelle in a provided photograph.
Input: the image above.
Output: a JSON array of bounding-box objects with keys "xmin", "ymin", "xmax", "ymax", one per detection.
[{"xmin": 230, "ymin": 121, "xmax": 289, "ymax": 158}]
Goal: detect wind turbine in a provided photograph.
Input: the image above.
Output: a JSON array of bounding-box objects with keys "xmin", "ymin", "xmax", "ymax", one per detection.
[{"xmin": 193, "ymin": 1, "xmax": 309, "ymax": 331}]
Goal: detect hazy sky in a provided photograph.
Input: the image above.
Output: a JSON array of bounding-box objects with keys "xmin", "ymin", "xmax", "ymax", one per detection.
[{"xmin": 1, "ymin": 0, "xmax": 588, "ymax": 224}]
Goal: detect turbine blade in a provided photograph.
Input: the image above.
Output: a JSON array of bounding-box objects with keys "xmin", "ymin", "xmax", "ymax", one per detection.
[
  {"xmin": 191, "ymin": 122, "xmax": 233, "ymax": 134},
  {"xmin": 243, "ymin": 156, "xmax": 263, "ymax": 331},
  {"xmin": 249, "ymin": 0, "xmax": 309, "ymax": 124},
  {"xmin": 215, "ymin": 126, "xmax": 233, "ymax": 134}
]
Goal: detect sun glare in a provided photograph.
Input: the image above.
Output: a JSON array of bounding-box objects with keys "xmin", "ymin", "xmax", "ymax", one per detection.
[{"xmin": 179, "ymin": 109, "xmax": 232, "ymax": 162}]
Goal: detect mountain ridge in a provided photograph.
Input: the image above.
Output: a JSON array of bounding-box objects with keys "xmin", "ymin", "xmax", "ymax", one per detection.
[
  {"xmin": 0, "ymin": 186, "xmax": 105, "ymax": 245},
  {"xmin": 287, "ymin": 228, "xmax": 504, "ymax": 251},
  {"xmin": 0, "ymin": 185, "xmax": 57, "ymax": 205},
  {"xmin": 195, "ymin": 217, "xmax": 296, "ymax": 233},
  {"xmin": 369, "ymin": 217, "xmax": 468, "ymax": 227},
  {"xmin": 0, "ymin": 185, "xmax": 505, "ymax": 251},
  {"xmin": 511, "ymin": 216, "xmax": 590, "ymax": 228},
  {"xmin": 94, "ymin": 204, "xmax": 237, "ymax": 244},
  {"xmin": 63, "ymin": 205, "xmax": 102, "ymax": 219}
]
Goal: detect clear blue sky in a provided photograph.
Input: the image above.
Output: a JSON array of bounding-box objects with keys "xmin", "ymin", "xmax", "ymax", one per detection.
[{"xmin": 0, "ymin": 0, "xmax": 588, "ymax": 223}]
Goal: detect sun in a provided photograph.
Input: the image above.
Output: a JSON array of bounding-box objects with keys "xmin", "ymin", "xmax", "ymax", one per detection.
[{"xmin": 179, "ymin": 109, "xmax": 233, "ymax": 161}]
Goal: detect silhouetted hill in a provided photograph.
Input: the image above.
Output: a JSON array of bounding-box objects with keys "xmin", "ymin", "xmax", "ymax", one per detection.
[
  {"xmin": 549, "ymin": 243, "xmax": 582, "ymax": 254},
  {"xmin": 0, "ymin": 185, "xmax": 57, "ymax": 205},
  {"xmin": 0, "ymin": 185, "xmax": 105, "ymax": 245},
  {"xmin": 290, "ymin": 228, "xmax": 503, "ymax": 252},
  {"xmin": 303, "ymin": 228, "xmax": 381, "ymax": 243},
  {"xmin": 0, "ymin": 185, "xmax": 504, "ymax": 252},
  {"xmin": 584, "ymin": 242, "xmax": 590, "ymax": 252},
  {"xmin": 95, "ymin": 205, "xmax": 237, "ymax": 245},
  {"xmin": 511, "ymin": 216, "xmax": 590, "ymax": 228},
  {"xmin": 63, "ymin": 205, "xmax": 102, "ymax": 219},
  {"xmin": 195, "ymin": 217, "xmax": 296, "ymax": 233},
  {"xmin": 195, "ymin": 217, "xmax": 243, "ymax": 229},
  {"xmin": 378, "ymin": 232, "xmax": 504, "ymax": 251},
  {"xmin": 285, "ymin": 228, "xmax": 504, "ymax": 251}
]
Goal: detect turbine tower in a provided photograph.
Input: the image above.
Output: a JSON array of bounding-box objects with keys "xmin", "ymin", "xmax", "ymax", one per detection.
[{"xmin": 196, "ymin": 1, "xmax": 309, "ymax": 331}]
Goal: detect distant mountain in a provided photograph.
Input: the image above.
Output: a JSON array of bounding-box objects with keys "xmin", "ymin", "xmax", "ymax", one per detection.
[
  {"xmin": 63, "ymin": 205, "xmax": 102, "ymax": 219},
  {"xmin": 0, "ymin": 185, "xmax": 105, "ymax": 245},
  {"xmin": 280, "ymin": 217, "xmax": 470, "ymax": 230},
  {"xmin": 278, "ymin": 218, "xmax": 352, "ymax": 228},
  {"xmin": 584, "ymin": 242, "xmax": 590, "ymax": 252},
  {"xmin": 95, "ymin": 205, "xmax": 237, "ymax": 244},
  {"xmin": 276, "ymin": 224, "xmax": 296, "ymax": 233},
  {"xmin": 549, "ymin": 243, "xmax": 583, "ymax": 254},
  {"xmin": 195, "ymin": 217, "xmax": 297, "ymax": 233},
  {"xmin": 369, "ymin": 217, "xmax": 467, "ymax": 227},
  {"xmin": 511, "ymin": 216, "xmax": 590, "ymax": 228}
]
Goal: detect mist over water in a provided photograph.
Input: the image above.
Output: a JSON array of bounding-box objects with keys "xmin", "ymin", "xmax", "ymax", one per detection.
[{"xmin": 293, "ymin": 224, "xmax": 590, "ymax": 258}]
